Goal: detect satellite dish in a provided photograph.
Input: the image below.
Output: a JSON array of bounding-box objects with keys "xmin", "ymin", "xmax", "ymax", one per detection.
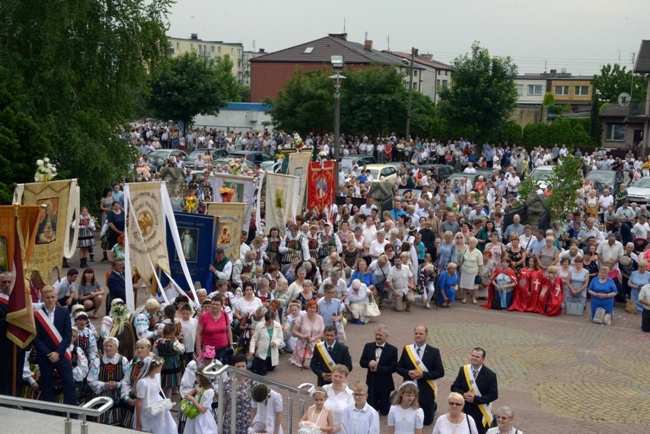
[
  {"xmin": 618, "ymin": 92, "xmax": 631, "ymax": 107},
  {"xmin": 560, "ymin": 68, "xmax": 567, "ymax": 73}
]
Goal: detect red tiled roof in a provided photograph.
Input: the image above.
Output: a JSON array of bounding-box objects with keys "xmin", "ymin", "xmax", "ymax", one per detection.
[{"xmin": 387, "ymin": 51, "xmax": 454, "ymax": 71}]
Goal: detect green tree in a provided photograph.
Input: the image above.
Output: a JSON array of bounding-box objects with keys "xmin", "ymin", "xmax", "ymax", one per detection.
[
  {"xmin": 546, "ymin": 156, "xmax": 584, "ymax": 221},
  {"xmin": 542, "ymin": 92, "xmax": 555, "ymax": 107},
  {"xmin": 266, "ymin": 68, "xmax": 334, "ymax": 136},
  {"xmin": 548, "ymin": 118, "xmax": 572, "ymax": 145},
  {"xmin": 0, "ymin": 0, "xmax": 171, "ymax": 205},
  {"xmin": 149, "ymin": 53, "xmax": 241, "ymax": 130},
  {"xmin": 438, "ymin": 42, "xmax": 519, "ymax": 142},
  {"xmin": 589, "ymin": 90, "xmax": 602, "ymax": 146},
  {"xmin": 523, "ymin": 123, "xmax": 538, "ymax": 147},
  {"xmin": 570, "ymin": 123, "xmax": 590, "ymax": 147},
  {"xmin": 536, "ymin": 122, "xmax": 550, "ymax": 146},
  {"xmin": 592, "ymin": 63, "xmax": 647, "ymax": 104}
]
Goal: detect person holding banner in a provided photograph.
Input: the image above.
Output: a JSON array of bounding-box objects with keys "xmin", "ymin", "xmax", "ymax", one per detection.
[
  {"xmin": 33, "ymin": 285, "xmax": 76, "ymax": 406},
  {"xmin": 450, "ymin": 348, "xmax": 499, "ymax": 434},
  {"xmin": 396, "ymin": 325, "xmax": 445, "ymax": 426}
]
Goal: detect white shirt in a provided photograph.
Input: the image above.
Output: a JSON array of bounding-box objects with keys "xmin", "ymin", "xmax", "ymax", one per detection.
[{"xmin": 632, "ymin": 222, "xmax": 650, "ymax": 239}]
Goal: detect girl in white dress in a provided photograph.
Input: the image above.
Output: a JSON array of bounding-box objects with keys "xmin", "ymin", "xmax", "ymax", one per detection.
[
  {"xmin": 250, "ymin": 383, "xmax": 284, "ymax": 434},
  {"xmin": 135, "ymin": 356, "xmax": 177, "ymax": 434},
  {"xmin": 183, "ymin": 369, "xmax": 218, "ymax": 434},
  {"xmin": 300, "ymin": 387, "xmax": 334, "ymax": 433},
  {"xmin": 387, "ymin": 382, "xmax": 424, "ymax": 434}
]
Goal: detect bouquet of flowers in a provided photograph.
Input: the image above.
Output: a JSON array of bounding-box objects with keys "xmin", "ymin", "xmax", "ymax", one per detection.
[
  {"xmin": 317, "ymin": 151, "xmax": 329, "ymax": 161},
  {"xmin": 293, "ymin": 133, "xmax": 304, "ymax": 149},
  {"xmin": 228, "ymin": 159, "xmax": 243, "ymax": 175},
  {"xmin": 136, "ymin": 165, "xmax": 151, "ymax": 181},
  {"xmin": 183, "ymin": 194, "xmax": 198, "ymax": 213},
  {"xmin": 34, "ymin": 157, "xmax": 57, "ymax": 182}
]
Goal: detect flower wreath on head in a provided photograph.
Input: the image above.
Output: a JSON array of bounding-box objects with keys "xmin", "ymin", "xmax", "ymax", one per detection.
[{"xmin": 251, "ymin": 383, "xmax": 271, "ymax": 405}]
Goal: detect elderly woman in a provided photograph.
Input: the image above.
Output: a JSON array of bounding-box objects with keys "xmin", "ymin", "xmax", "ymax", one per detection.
[
  {"xmin": 437, "ymin": 262, "xmax": 459, "ymax": 307},
  {"xmin": 170, "ymin": 189, "xmax": 184, "ymax": 212},
  {"xmin": 566, "ymin": 256, "xmax": 589, "ymax": 312},
  {"xmin": 350, "ymin": 259, "xmax": 377, "ymax": 299},
  {"xmin": 485, "ymin": 232, "xmax": 506, "ymax": 270},
  {"xmin": 289, "ymin": 300, "xmax": 324, "ymax": 368},
  {"xmin": 222, "ymin": 354, "xmax": 257, "ymax": 434},
  {"xmin": 369, "ymin": 254, "xmax": 391, "ymax": 307},
  {"xmin": 196, "ymin": 295, "xmax": 235, "ymax": 365},
  {"xmin": 432, "ymin": 392, "xmax": 479, "ymax": 434},
  {"xmin": 490, "ymin": 258, "xmax": 518, "ymax": 310},
  {"xmin": 629, "ymin": 260, "xmax": 650, "ymax": 313},
  {"xmin": 88, "ymin": 337, "xmax": 129, "ymax": 425},
  {"xmin": 460, "ymin": 237, "xmax": 483, "ymax": 304},
  {"xmin": 248, "ymin": 310, "xmax": 284, "ymax": 376},
  {"xmin": 437, "ymin": 231, "xmax": 455, "ymax": 271},
  {"xmin": 506, "ymin": 234, "xmax": 526, "ymax": 274},
  {"xmin": 323, "ymin": 364, "xmax": 354, "ymax": 434},
  {"xmin": 485, "ymin": 406, "xmax": 522, "ymax": 434},
  {"xmin": 345, "ymin": 279, "xmax": 370, "ymax": 324},
  {"xmin": 587, "ymin": 266, "xmax": 618, "ymax": 321},
  {"xmin": 537, "ymin": 236, "xmax": 559, "ymax": 273},
  {"xmin": 418, "ymin": 263, "xmax": 437, "ymax": 309},
  {"xmin": 296, "ymin": 278, "xmax": 317, "ymax": 310}
]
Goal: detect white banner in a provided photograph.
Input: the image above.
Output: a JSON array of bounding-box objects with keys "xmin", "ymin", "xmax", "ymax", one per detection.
[
  {"xmin": 265, "ymin": 173, "xmax": 300, "ymax": 236},
  {"xmin": 209, "ymin": 173, "xmax": 255, "ymax": 231},
  {"xmin": 287, "ymin": 152, "xmax": 311, "ymax": 215}
]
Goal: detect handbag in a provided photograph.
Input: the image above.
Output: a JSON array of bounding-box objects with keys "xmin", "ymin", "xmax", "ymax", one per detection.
[
  {"xmin": 251, "ymin": 356, "xmax": 268, "ymax": 376},
  {"xmin": 366, "ymin": 294, "xmax": 381, "ymax": 318},
  {"xmin": 334, "ymin": 320, "xmax": 346, "ymax": 342},
  {"xmin": 179, "ymin": 389, "xmax": 204, "ymax": 419},
  {"xmin": 145, "ymin": 378, "xmax": 173, "ymax": 417},
  {"xmin": 474, "ymin": 275, "xmax": 482, "ymax": 285},
  {"xmin": 592, "ymin": 307, "xmax": 606, "ymax": 324},
  {"xmin": 624, "ymin": 296, "xmax": 638, "ymax": 315}
]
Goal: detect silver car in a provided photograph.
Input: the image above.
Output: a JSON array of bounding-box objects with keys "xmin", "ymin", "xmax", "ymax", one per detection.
[{"xmin": 627, "ymin": 177, "xmax": 650, "ymax": 204}]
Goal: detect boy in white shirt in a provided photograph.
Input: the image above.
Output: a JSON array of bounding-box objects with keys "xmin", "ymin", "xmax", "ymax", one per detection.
[{"xmin": 179, "ymin": 304, "xmax": 198, "ymax": 365}]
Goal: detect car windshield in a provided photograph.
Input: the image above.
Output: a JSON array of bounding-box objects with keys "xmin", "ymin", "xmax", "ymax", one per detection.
[
  {"xmin": 587, "ymin": 172, "xmax": 613, "ymax": 184},
  {"xmin": 369, "ymin": 169, "xmax": 380, "ymax": 179},
  {"xmin": 633, "ymin": 178, "xmax": 650, "ymax": 188},
  {"xmin": 530, "ymin": 169, "xmax": 553, "ymax": 180}
]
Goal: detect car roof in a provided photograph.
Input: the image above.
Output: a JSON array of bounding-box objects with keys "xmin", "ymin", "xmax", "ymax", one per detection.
[{"xmin": 365, "ymin": 164, "xmax": 397, "ymax": 169}]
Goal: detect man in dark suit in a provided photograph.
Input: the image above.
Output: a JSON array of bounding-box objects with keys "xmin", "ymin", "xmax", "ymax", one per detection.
[
  {"xmin": 310, "ymin": 325, "xmax": 352, "ymax": 386},
  {"xmin": 33, "ymin": 286, "xmax": 76, "ymax": 405},
  {"xmin": 359, "ymin": 323, "xmax": 398, "ymax": 415},
  {"xmin": 451, "ymin": 347, "xmax": 499, "ymax": 434},
  {"xmin": 396, "ymin": 325, "xmax": 445, "ymax": 426}
]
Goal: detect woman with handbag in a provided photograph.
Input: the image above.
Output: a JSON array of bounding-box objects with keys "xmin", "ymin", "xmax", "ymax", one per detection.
[
  {"xmin": 248, "ymin": 310, "xmax": 284, "ymax": 375},
  {"xmin": 182, "ymin": 369, "xmax": 218, "ymax": 434},
  {"xmin": 135, "ymin": 356, "xmax": 176, "ymax": 434},
  {"xmin": 196, "ymin": 295, "xmax": 235, "ymax": 366},
  {"xmin": 460, "ymin": 238, "xmax": 483, "ymax": 305}
]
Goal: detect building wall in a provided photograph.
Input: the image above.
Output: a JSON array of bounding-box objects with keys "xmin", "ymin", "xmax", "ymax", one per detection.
[
  {"xmin": 509, "ymin": 106, "xmax": 545, "ymax": 128},
  {"xmin": 168, "ymin": 37, "xmax": 243, "ymax": 81},
  {"xmin": 550, "ymin": 79, "xmax": 593, "ymax": 105},
  {"xmin": 601, "ymin": 117, "xmax": 644, "ymax": 149},
  {"xmin": 193, "ymin": 108, "xmax": 273, "ymax": 133},
  {"xmin": 514, "ymin": 78, "xmax": 546, "ymax": 105}
]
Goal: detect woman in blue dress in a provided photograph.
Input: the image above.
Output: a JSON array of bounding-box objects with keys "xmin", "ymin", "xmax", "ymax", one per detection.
[
  {"xmin": 437, "ymin": 231, "xmax": 455, "ymax": 272},
  {"xmin": 437, "ymin": 262, "xmax": 459, "ymax": 307},
  {"xmin": 349, "ymin": 259, "xmax": 377, "ymax": 299},
  {"xmin": 587, "ymin": 266, "xmax": 618, "ymax": 320}
]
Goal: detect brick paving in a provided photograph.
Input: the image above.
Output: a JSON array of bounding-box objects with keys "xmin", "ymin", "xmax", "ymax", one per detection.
[{"xmin": 85, "ymin": 255, "xmax": 650, "ymax": 434}]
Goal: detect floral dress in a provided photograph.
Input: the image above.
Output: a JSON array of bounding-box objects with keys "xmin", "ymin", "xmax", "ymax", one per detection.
[
  {"xmin": 288, "ymin": 313, "xmax": 324, "ymax": 369},
  {"xmin": 506, "ymin": 247, "xmax": 524, "ymax": 274},
  {"xmin": 223, "ymin": 378, "xmax": 257, "ymax": 434}
]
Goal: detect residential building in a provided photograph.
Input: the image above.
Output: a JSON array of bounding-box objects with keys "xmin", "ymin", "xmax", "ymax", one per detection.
[
  {"xmin": 168, "ymin": 34, "xmax": 244, "ymax": 83},
  {"xmin": 242, "ymin": 49, "xmax": 266, "ymax": 87},
  {"xmin": 634, "ymin": 39, "xmax": 650, "ymax": 156},
  {"xmin": 599, "ymin": 103, "xmax": 644, "ymax": 150},
  {"xmin": 386, "ymin": 51, "xmax": 454, "ymax": 102},
  {"xmin": 249, "ymin": 33, "xmax": 423, "ymax": 102}
]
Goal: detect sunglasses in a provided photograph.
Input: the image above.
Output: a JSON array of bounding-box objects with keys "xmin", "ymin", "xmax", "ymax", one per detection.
[{"xmin": 448, "ymin": 402, "xmax": 463, "ymax": 406}]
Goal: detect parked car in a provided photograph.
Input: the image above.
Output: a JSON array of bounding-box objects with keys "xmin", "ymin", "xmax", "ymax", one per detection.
[
  {"xmin": 528, "ymin": 166, "xmax": 555, "ymax": 189},
  {"xmin": 260, "ymin": 160, "xmax": 275, "ymax": 173},
  {"xmin": 228, "ymin": 150, "xmax": 274, "ymax": 165},
  {"xmin": 148, "ymin": 149, "xmax": 188, "ymax": 169},
  {"xmin": 184, "ymin": 149, "xmax": 228, "ymax": 169},
  {"xmin": 474, "ymin": 167, "xmax": 505, "ymax": 180},
  {"xmin": 627, "ymin": 177, "xmax": 650, "ymax": 204},
  {"xmin": 348, "ymin": 164, "xmax": 398, "ymax": 184},
  {"xmin": 446, "ymin": 173, "xmax": 480, "ymax": 187},
  {"xmin": 340, "ymin": 154, "xmax": 376, "ymax": 171},
  {"xmin": 419, "ymin": 164, "xmax": 456, "ymax": 182},
  {"xmin": 586, "ymin": 169, "xmax": 624, "ymax": 192}
]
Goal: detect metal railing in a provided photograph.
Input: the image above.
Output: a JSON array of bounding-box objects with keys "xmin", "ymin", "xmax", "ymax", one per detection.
[
  {"xmin": 0, "ymin": 395, "xmax": 114, "ymax": 434},
  {"xmin": 202, "ymin": 363, "xmax": 315, "ymax": 434}
]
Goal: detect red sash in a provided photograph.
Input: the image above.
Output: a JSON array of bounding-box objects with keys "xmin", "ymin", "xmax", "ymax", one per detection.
[
  {"xmin": 34, "ymin": 309, "xmax": 72, "ymax": 362},
  {"xmin": 0, "ymin": 293, "xmax": 8, "ymax": 305}
]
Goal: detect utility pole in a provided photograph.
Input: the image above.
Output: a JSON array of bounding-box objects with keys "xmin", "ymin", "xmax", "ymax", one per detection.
[{"xmin": 405, "ymin": 47, "xmax": 418, "ymax": 142}]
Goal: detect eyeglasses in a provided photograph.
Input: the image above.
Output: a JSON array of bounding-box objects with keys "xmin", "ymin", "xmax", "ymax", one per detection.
[
  {"xmin": 352, "ymin": 393, "xmax": 367, "ymax": 397},
  {"xmin": 448, "ymin": 402, "xmax": 463, "ymax": 406}
]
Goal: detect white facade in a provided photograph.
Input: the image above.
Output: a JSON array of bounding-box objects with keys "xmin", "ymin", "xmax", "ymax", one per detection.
[
  {"xmin": 193, "ymin": 103, "xmax": 273, "ymax": 133},
  {"xmin": 515, "ymin": 78, "xmax": 547, "ymax": 105}
]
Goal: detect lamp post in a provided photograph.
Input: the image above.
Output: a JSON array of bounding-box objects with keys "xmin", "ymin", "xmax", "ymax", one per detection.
[
  {"xmin": 330, "ymin": 55, "xmax": 345, "ymax": 196},
  {"xmin": 405, "ymin": 47, "xmax": 418, "ymax": 142}
]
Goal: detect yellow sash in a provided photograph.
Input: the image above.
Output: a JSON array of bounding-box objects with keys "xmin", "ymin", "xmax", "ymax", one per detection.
[
  {"xmin": 315, "ymin": 342, "xmax": 336, "ymax": 372},
  {"xmin": 404, "ymin": 345, "xmax": 437, "ymax": 396},
  {"xmin": 462, "ymin": 364, "xmax": 493, "ymax": 428}
]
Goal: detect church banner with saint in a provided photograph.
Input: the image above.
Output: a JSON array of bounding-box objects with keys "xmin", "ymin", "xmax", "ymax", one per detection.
[
  {"xmin": 125, "ymin": 182, "xmax": 170, "ymax": 283},
  {"xmin": 307, "ymin": 160, "xmax": 335, "ymax": 214},
  {"xmin": 205, "ymin": 202, "xmax": 245, "ymax": 262},
  {"xmin": 13, "ymin": 179, "xmax": 80, "ymax": 284},
  {"xmin": 287, "ymin": 151, "xmax": 311, "ymax": 212},
  {"xmin": 265, "ymin": 173, "xmax": 300, "ymax": 236}
]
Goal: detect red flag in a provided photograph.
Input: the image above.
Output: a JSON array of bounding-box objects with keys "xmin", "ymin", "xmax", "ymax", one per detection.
[{"xmin": 7, "ymin": 218, "xmax": 36, "ymax": 348}]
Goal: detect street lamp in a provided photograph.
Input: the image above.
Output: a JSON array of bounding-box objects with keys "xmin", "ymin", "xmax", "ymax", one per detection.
[
  {"xmin": 330, "ymin": 55, "xmax": 345, "ymax": 196},
  {"xmin": 405, "ymin": 47, "xmax": 418, "ymax": 142}
]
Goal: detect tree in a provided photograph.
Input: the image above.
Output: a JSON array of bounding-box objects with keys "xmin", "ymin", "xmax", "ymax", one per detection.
[
  {"xmin": 149, "ymin": 53, "xmax": 241, "ymax": 130},
  {"xmin": 548, "ymin": 119, "xmax": 572, "ymax": 145},
  {"xmin": 438, "ymin": 42, "xmax": 519, "ymax": 142},
  {"xmin": 266, "ymin": 68, "xmax": 335, "ymax": 136},
  {"xmin": 546, "ymin": 156, "xmax": 584, "ymax": 221},
  {"xmin": 589, "ymin": 90, "xmax": 602, "ymax": 146},
  {"xmin": 523, "ymin": 123, "xmax": 538, "ymax": 148},
  {"xmin": 0, "ymin": 0, "xmax": 172, "ymax": 205},
  {"xmin": 592, "ymin": 63, "xmax": 647, "ymax": 104},
  {"xmin": 542, "ymin": 92, "xmax": 555, "ymax": 107},
  {"xmin": 570, "ymin": 123, "xmax": 590, "ymax": 147}
]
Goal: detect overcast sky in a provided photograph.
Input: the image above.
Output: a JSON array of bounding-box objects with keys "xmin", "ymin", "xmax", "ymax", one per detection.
[{"xmin": 168, "ymin": 0, "xmax": 648, "ymax": 75}]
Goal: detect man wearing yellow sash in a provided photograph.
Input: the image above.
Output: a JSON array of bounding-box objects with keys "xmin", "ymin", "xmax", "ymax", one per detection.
[
  {"xmin": 310, "ymin": 325, "xmax": 352, "ymax": 386},
  {"xmin": 451, "ymin": 347, "xmax": 499, "ymax": 434},
  {"xmin": 396, "ymin": 325, "xmax": 445, "ymax": 426}
]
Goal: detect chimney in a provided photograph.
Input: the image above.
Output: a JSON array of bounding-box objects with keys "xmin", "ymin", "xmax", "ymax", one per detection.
[
  {"xmin": 420, "ymin": 53, "xmax": 432, "ymax": 61},
  {"xmin": 364, "ymin": 40, "xmax": 373, "ymax": 51},
  {"xmin": 550, "ymin": 69, "xmax": 557, "ymax": 75},
  {"xmin": 190, "ymin": 33, "xmax": 198, "ymax": 40},
  {"xmin": 329, "ymin": 33, "xmax": 348, "ymax": 41},
  {"xmin": 259, "ymin": 48, "xmax": 265, "ymax": 53}
]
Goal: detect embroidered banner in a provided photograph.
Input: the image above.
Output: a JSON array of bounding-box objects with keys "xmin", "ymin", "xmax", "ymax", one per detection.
[
  {"xmin": 205, "ymin": 202, "xmax": 245, "ymax": 262},
  {"xmin": 125, "ymin": 182, "xmax": 170, "ymax": 283},
  {"xmin": 14, "ymin": 180, "xmax": 80, "ymax": 284},
  {"xmin": 307, "ymin": 161, "xmax": 336, "ymax": 214},
  {"xmin": 162, "ymin": 212, "xmax": 218, "ymax": 292},
  {"xmin": 287, "ymin": 151, "xmax": 311, "ymax": 213},
  {"xmin": 265, "ymin": 173, "xmax": 300, "ymax": 236}
]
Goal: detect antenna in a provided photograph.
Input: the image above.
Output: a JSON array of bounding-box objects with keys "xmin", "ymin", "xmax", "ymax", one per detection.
[
  {"xmin": 365, "ymin": 31, "xmax": 368, "ymax": 41},
  {"xmin": 544, "ymin": 59, "xmax": 547, "ymax": 73},
  {"xmin": 387, "ymin": 35, "xmax": 390, "ymax": 51},
  {"xmin": 252, "ymin": 40, "xmax": 256, "ymax": 52},
  {"xmin": 343, "ymin": 18, "xmax": 346, "ymax": 33}
]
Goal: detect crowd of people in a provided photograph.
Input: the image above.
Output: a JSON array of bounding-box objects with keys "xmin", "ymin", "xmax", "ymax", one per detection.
[{"xmin": 4, "ymin": 125, "xmax": 650, "ymax": 434}]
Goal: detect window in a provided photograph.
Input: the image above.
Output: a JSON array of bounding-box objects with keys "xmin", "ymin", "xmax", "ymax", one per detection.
[
  {"xmin": 441, "ymin": 80, "xmax": 448, "ymax": 90},
  {"xmin": 437, "ymin": 79, "xmax": 441, "ymax": 87},
  {"xmin": 528, "ymin": 85, "xmax": 542, "ymax": 95},
  {"xmin": 414, "ymin": 70, "xmax": 418, "ymax": 77},
  {"xmin": 554, "ymin": 86, "xmax": 569, "ymax": 95},
  {"xmin": 575, "ymin": 86, "xmax": 590, "ymax": 96},
  {"xmin": 606, "ymin": 124, "xmax": 625, "ymax": 141},
  {"xmin": 211, "ymin": 46, "xmax": 214, "ymax": 53},
  {"xmin": 218, "ymin": 46, "xmax": 221, "ymax": 54},
  {"xmin": 176, "ymin": 42, "xmax": 180, "ymax": 49},
  {"xmin": 515, "ymin": 84, "xmax": 523, "ymax": 96}
]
